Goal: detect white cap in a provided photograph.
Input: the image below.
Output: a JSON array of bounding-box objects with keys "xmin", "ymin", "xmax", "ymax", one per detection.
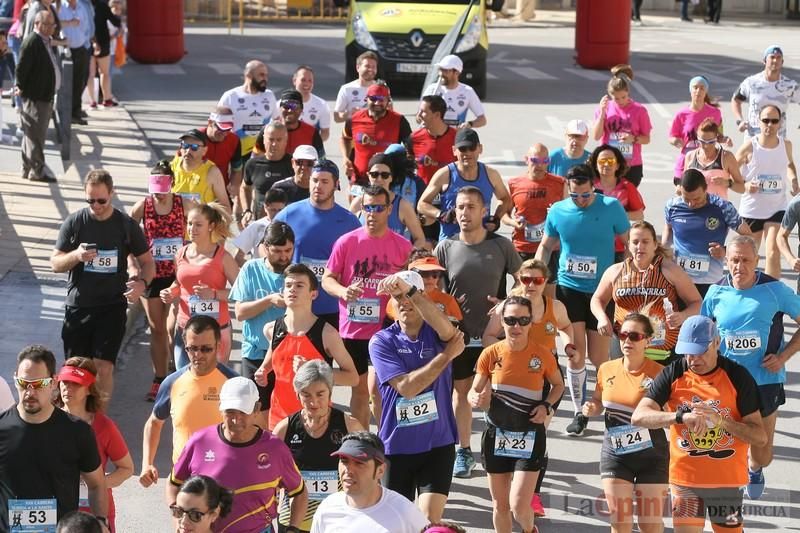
[
  {"xmin": 565, "ymin": 119, "xmax": 589, "ymax": 136},
  {"xmin": 437, "ymin": 54, "xmax": 463, "ymax": 72},
  {"xmin": 292, "ymin": 145, "xmax": 318, "ymax": 161},
  {"xmin": 219, "ymin": 377, "xmax": 260, "ymax": 414},
  {"xmin": 395, "ymin": 270, "xmax": 425, "ymax": 292}
]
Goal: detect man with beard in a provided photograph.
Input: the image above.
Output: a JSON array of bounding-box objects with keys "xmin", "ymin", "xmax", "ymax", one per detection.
[
  {"xmin": 334, "ymin": 51, "xmax": 378, "ymax": 123},
  {"xmin": 241, "ymin": 122, "xmax": 293, "ymax": 225},
  {"xmin": 421, "ymin": 54, "xmax": 486, "ymax": 129},
  {"xmin": 217, "ymin": 60, "xmax": 280, "ymax": 161},
  {"xmin": 340, "ymin": 83, "xmax": 412, "ymax": 189},
  {"xmin": 0, "ymin": 345, "xmax": 109, "ymax": 531},
  {"xmin": 279, "ymin": 88, "xmax": 325, "ymax": 157},
  {"xmin": 229, "ymin": 221, "xmax": 295, "ymax": 428}
]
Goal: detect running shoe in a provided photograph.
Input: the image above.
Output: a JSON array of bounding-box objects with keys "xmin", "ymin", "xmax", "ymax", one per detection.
[
  {"xmin": 146, "ymin": 381, "xmax": 160, "ymax": 402},
  {"xmin": 530, "ymin": 493, "xmax": 546, "ymax": 517},
  {"xmin": 566, "ymin": 413, "xmax": 588, "ymax": 436},
  {"xmin": 103, "ymin": 99, "xmax": 119, "ymax": 107},
  {"xmin": 453, "ymin": 447, "xmax": 476, "ymax": 478},
  {"xmin": 89, "ymin": 101, "xmax": 98, "ymax": 110},
  {"xmin": 745, "ymin": 468, "xmax": 765, "ymax": 499}
]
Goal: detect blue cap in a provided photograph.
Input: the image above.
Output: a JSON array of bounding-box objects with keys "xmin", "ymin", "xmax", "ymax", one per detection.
[
  {"xmin": 312, "ymin": 158, "xmax": 339, "ymax": 181},
  {"xmin": 675, "ymin": 315, "xmax": 718, "ymax": 355},
  {"xmin": 689, "ymin": 75, "xmax": 709, "ymax": 92},
  {"xmin": 763, "ymin": 45, "xmax": 783, "ymax": 60},
  {"xmin": 384, "ymin": 143, "xmax": 406, "ymax": 156}
]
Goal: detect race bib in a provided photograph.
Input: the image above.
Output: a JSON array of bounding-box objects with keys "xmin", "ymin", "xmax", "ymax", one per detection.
[
  {"xmin": 189, "ymin": 295, "xmax": 220, "ymax": 319},
  {"xmin": 300, "ymin": 256, "xmax": 327, "ymax": 281},
  {"xmin": 179, "ymin": 192, "xmax": 201, "ymax": 204},
  {"xmin": 757, "ymin": 174, "xmax": 783, "ymax": 194},
  {"xmin": 677, "ymin": 253, "xmax": 710, "ymax": 275},
  {"xmin": 8, "ymin": 499, "xmax": 57, "ymax": 532},
  {"xmin": 301, "ymin": 470, "xmax": 338, "ymax": 501},
  {"xmin": 152, "ymin": 237, "xmax": 182, "ymax": 262},
  {"xmin": 524, "ymin": 222, "xmax": 545, "ymax": 243},
  {"xmin": 467, "ymin": 335, "xmax": 483, "ymax": 348},
  {"xmin": 347, "ymin": 298, "xmax": 380, "ymax": 323},
  {"xmin": 494, "ymin": 429, "xmax": 535, "ymax": 459},
  {"xmin": 607, "ymin": 424, "xmax": 653, "ymax": 455},
  {"xmin": 350, "ymin": 184, "xmax": 365, "ymax": 197},
  {"xmin": 85, "ymin": 249, "xmax": 118, "ymax": 274},
  {"xmin": 396, "ymin": 391, "xmax": 439, "ymax": 427},
  {"xmin": 725, "ymin": 331, "xmax": 762, "ymax": 353},
  {"xmin": 78, "ymin": 479, "xmax": 89, "ymax": 508},
  {"xmin": 565, "ymin": 254, "xmax": 597, "ymax": 279},
  {"xmin": 610, "ymin": 132, "xmax": 633, "ymax": 158}
]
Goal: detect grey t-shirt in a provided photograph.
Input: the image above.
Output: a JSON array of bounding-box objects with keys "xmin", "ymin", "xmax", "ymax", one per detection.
[
  {"xmin": 435, "ymin": 233, "xmax": 522, "ymax": 342},
  {"xmin": 55, "ymin": 208, "xmax": 149, "ymax": 308}
]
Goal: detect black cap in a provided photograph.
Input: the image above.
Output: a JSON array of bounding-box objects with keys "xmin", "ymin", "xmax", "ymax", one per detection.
[
  {"xmin": 330, "ymin": 438, "xmax": 386, "ymax": 464},
  {"xmin": 280, "ymin": 89, "xmax": 303, "ymax": 104},
  {"xmin": 179, "ymin": 128, "xmax": 208, "ymax": 145},
  {"xmin": 454, "ymin": 128, "xmax": 480, "ymax": 149}
]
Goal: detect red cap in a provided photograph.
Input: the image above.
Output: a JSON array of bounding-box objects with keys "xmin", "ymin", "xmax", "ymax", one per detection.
[
  {"xmin": 366, "ymin": 84, "xmax": 391, "ymax": 98},
  {"xmin": 57, "ymin": 366, "xmax": 96, "ymax": 387}
]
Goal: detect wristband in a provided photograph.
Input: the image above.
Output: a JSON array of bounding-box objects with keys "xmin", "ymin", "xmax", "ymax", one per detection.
[
  {"xmin": 405, "ymin": 286, "xmax": 418, "ymax": 299},
  {"xmin": 542, "ymin": 401, "xmax": 553, "ymax": 416},
  {"xmin": 675, "ymin": 407, "xmax": 688, "ymax": 425}
]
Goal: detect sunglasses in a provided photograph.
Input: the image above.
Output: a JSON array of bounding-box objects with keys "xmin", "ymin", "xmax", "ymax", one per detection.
[
  {"xmin": 618, "ymin": 331, "xmax": 647, "ymax": 342},
  {"xmin": 596, "ymin": 157, "xmax": 617, "ymax": 166},
  {"xmin": 185, "ymin": 345, "xmax": 215, "ymax": 354},
  {"xmin": 418, "ymin": 271, "xmax": 441, "ymax": 279},
  {"xmin": 362, "ymin": 204, "xmax": 389, "ymax": 213},
  {"xmin": 697, "ymin": 138, "xmax": 717, "ymax": 144},
  {"xmin": 180, "ymin": 141, "xmax": 202, "ymax": 151},
  {"xmin": 457, "ymin": 145, "xmax": 478, "ymax": 153},
  {"xmin": 281, "ymin": 101, "xmax": 300, "ymax": 111},
  {"xmin": 295, "ymin": 160, "xmax": 314, "ymax": 168},
  {"xmin": 570, "ymin": 192, "xmax": 592, "ymax": 199},
  {"xmin": 86, "ymin": 198, "xmax": 109, "ymax": 205},
  {"xmin": 169, "ymin": 504, "xmax": 207, "ymax": 523},
  {"xmin": 503, "ymin": 316, "xmax": 532, "ymax": 327},
  {"xmin": 368, "ymin": 171, "xmax": 392, "ymax": 180},
  {"xmin": 367, "ymin": 96, "xmax": 386, "ymax": 103},
  {"xmin": 519, "ymin": 275, "xmax": 546, "ymax": 286},
  {"xmin": 528, "ymin": 157, "xmax": 550, "ymax": 165},
  {"xmin": 760, "ymin": 117, "xmax": 780, "ymax": 125},
  {"xmin": 14, "ymin": 376, "xmax": 54, "ymax": 389}
]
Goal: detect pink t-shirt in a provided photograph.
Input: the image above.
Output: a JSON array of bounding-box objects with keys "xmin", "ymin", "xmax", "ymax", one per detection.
[
  {"xmin": 326, "ymin": 228, "xmax": 412, "ymax": 339},
  {"xmin": 595, "ymin": 99, "xmax": 652, "ymax": 167},
  {"xmin": 669, "ymin": 104, "xmax": 722, "ymax": 176}
]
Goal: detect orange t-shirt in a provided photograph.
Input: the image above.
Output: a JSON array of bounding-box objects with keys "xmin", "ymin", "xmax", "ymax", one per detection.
[
  {"xmin": 386, "ymin": 288, "xmax": 463, "ymax": 323},
  {"xmin": 508, "ymin": 173, "xmax": 565, "ymax": 254},
  {"xmin": 476, "ymin": 341, "xmax": 558, "ymax": 402}
]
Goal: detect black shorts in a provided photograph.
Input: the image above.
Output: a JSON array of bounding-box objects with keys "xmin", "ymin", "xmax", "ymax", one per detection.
[
  {"xmin": 519, "ymin": 249, "xmax": 560, "ymax": 284},
  {"xmin": 556, "ymin": 284, "xmax": 612, "ymax": 332},
  {"xmin": 695, "ymin": 283, "xmax": 712, "ymax": 298},
  {"xmin": 62, "ymin": 303, "xmax": 128, "ymax": 364},
  {"xmin": 757, "ymin": 383, "xmax": 785, "ymax": 417},
  {"xmin": 624, "ymin": 165, "xmax": 643, "ymax": 188},
  {"xmin": 319, "ymin": 312, "xmax": 339, "ymax": 331},
  {"xmin": 144, "ymin": 276, "xmax": 175, "ymax": 299},
  {"xmin": 481, "ymin": 424, "xmax": 546, "ymax": 474},
  {"xmin": 743, "ymin": 210, "xmax": 784, "ymax": 233},
  {"xmin": 453, "ymin": 346, "xmax": 481, "ymax": 381},
  {"xmin": 344, "ymin": 338, "xmax": 370, "ymax": 375},
  {"xmin": 599, "ymin": 445, "xmax": 669, "ymax": 484},
  {"xmin": 671, "ymin": 484, "xmax": 743, "ymax": 528},
  {"xmin": 543, "ymin": 364, "xmax": 564, "ymax": 411},
  {"xmin": 384, "ymin": 444, "xmax": 456, "ymax": 500},
  {"xmin": 241, "ymin": 357, "xmax": 275, "ymax": 411}
]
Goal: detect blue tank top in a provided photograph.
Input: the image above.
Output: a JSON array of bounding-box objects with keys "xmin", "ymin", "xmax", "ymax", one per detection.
[
  {"xmin": 439, "ymin": 162, "xmax": 493, "ymax": 239},
  {"xmin": 360, "ymin": 193, "xmax": 405, "ymax": 236}
]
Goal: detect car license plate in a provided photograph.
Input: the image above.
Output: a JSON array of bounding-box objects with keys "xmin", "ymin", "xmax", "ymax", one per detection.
[{"xmin": 396, "ymin": 63, "xmax": 431, "ymax": 73}]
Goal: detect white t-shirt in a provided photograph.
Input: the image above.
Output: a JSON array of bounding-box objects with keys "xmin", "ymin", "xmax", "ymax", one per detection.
[
  {"xmin": 0, "ymin": 379, "xmax": 15, "ymax": 413},
  {"xmin": 232, "ymin": 216, "xmax": 271, "ymax": 258},
  {"xmin": 301, "ymin": 93, "xmax": 332, "ymax": 131},
  {"xmin": 310, "ymin": 488, "xmax": 427, "ymax": 533},
  {"xmin": 217, "ymin": 87, "xmax": 279, "ymax": 154},
  {"xmin": 422, "ymin": 81, "xmax": 485, "ymax": 126},
  {"xmin": 334, "ymin": 80, "xmax": 369, "ymax": 118},
  {"xmin": 735, "ymin": 72, "xmax": 799, "ymax": 137}
]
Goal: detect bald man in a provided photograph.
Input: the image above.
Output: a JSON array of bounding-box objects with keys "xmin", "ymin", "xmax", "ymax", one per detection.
[
  {"xmin": 502, "ymin": 143, "xmax": 568, "ymax": 297},
  {"xmin": 218, "ymin": 60, "xmax": 280, "ymax": 162}
]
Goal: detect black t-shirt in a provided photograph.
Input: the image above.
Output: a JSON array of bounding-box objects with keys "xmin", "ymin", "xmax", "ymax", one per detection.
[
  {"xmin": 244, "ymin": 155, "xmax": 294, "ymax": 214},
  {"xmin": 270, "ymin": 177, "xmax": 310, "ymax": 205},
  {"xmin": 0, "ymin": 408, "xmax": 101, "ymax": 530},
  {"xmin": 55, "ymin": 208, "xmax": 149, "ymax": 307}
]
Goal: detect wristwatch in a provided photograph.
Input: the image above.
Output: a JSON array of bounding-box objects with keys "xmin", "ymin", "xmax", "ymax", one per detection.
[
  {"xmin": 675, "ymin": 405, "xmax": 690, "ymax": 424},
  {"xmin": 405, "ymin": 285, "xmax": 418, "ymax": 299},
  {"xmin": 542, "ymin": 401, "xmax": 553, "ymax": 416}
]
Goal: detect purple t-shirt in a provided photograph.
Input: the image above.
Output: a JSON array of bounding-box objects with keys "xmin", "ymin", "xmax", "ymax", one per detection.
[
  {"xmin": 595, "ymin": 99, "xmax": 652, "ymax": 167},
  {"xmin": 669, "ymin": 103, "xmax": 723, "ymax": 176},
  {"xmin": 370, "ymin": 322, "xmax": 458, "ymax": 455},
  {"xmin": 171, "ymin": 425, "xmax": 304, "ymax": 532},
  {"xmin": 326, "ymin": 228, "xmax": 412, "ymax": 340}
]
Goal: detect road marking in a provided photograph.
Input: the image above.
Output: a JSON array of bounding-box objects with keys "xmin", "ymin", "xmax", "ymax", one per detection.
[
  {"xmin": 487, "ymin": 71, "xmax": 498, "ymax": 80},
  {"xmin": 209, "ymin": 63, "xmax": 243, "ymax": 75},
  {"xmin": 534, "ymin": 115, "xmax": 567, "ymax": 142},
  {"xmin": 636, "ymin": 70, "xmax": 677, "ymax": 83},
  {"xmin": 151, "ymin": 64, "xmax": 186, "ymax": 75},
  {"xmin": 635, "ymin": 82, "xmax": 671, "ymax": 119},
  {"xmin": 563, "ymin": 68, "xmax": 608, "ymax": 81},
  {"xmin": 329, "ymin": 63, "xmax": 345, "ymax": 75},
  {"xmin": 678, "ymin": 71, "xmax": 738, "ymax": 86},
  {"xmin": 507, "ymin": 66, "xmax": 556, "ymax": 80},
  {"xmin": 270, "ymin": 63, "xmax": 300, "ymax": 76}
]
